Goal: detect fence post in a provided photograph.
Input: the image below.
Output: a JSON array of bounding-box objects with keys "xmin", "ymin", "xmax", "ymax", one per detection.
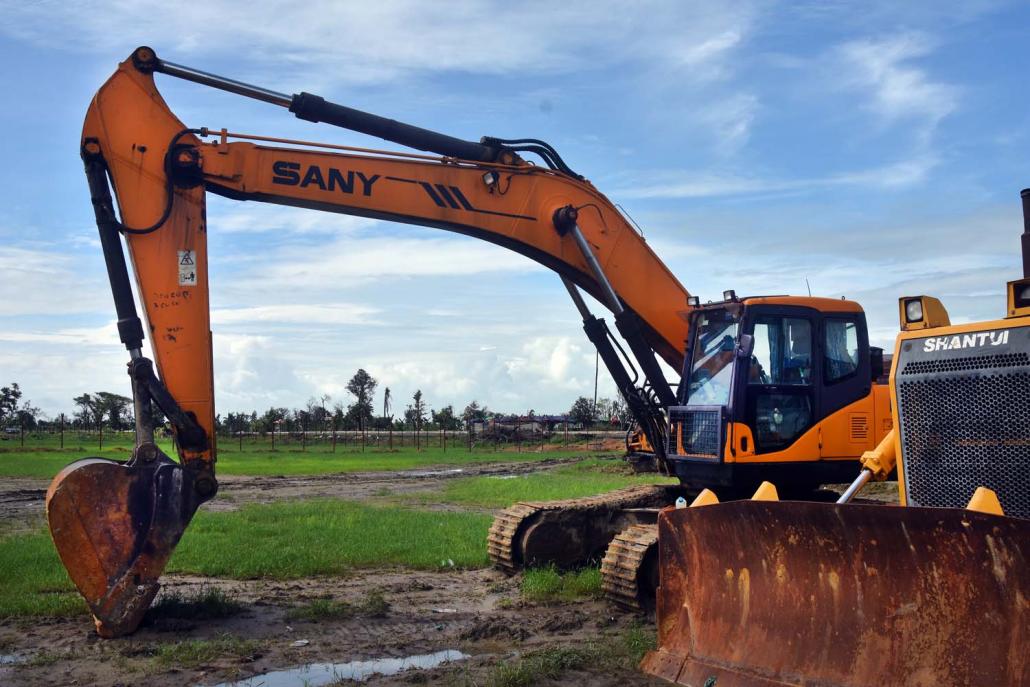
[
  {"xmin": 442, "ymin": 426, "xmax": 446, "ymax": 452},
  {"xmin": 20, "ymin": 422, "xmax": 25, "ymax": 449},
  {"xmin": 517, "ymin": 418, "xmax": 521, "ymax": 453},
  {"xmin": 468, "ymin": 425, "xmax": 472, "ymax": 453},
  {"xmin": 60, "ymin": 414, "xmax": 65, "ymax": 450},
  {"xmin": 271, "ymin": 426, "xmax": 275, "ymax": 450},
  {"xmin": 99, "ymin": 422, "xmax": 103, "ymax": 451}
]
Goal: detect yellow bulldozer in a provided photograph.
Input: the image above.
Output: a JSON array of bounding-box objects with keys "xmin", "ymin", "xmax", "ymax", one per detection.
[{"xmin": 642, "ymin": 191, "xmax": 1030, "ymax": 686}]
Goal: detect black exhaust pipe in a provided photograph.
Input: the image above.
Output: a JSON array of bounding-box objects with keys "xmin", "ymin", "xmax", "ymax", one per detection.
[{"xmin": 1021, "ymin": 188, "xmax": 1030, "ymax": 279}]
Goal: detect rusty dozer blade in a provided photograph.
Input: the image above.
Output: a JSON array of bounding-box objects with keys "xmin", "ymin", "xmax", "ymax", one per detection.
[
  {"xmin": 46, "ymin": 453, "xmax": 205, "ymax": 637},
  {"xmin": 642, "ymin": 500, "xmax": 1030, "ymax": 687}
]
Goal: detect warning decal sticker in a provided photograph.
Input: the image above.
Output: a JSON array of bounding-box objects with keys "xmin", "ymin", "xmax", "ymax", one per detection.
[{"xmin": 178, "ymin": 250, "xmax": 197, "ymax": 286}]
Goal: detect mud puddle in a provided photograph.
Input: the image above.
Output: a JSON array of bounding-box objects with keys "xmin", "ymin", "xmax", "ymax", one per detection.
[{"xmin": 209, "ymin": 649, "xmax": 469, "ymax": 687}]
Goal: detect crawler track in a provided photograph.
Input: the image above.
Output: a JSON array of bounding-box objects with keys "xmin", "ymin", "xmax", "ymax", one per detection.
[
  {"xmin": 487, "ymin": 484, "xmax": 679, "ymax": 574},
  {"xmin": 600, "ymin": 523, "xmax": 659, "ymax": 612}
]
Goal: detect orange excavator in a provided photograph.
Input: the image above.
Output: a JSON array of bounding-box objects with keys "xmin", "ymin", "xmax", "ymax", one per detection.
[{"xmin": 51, "ymin": 47, "xmax": 894, "ymax": 636}]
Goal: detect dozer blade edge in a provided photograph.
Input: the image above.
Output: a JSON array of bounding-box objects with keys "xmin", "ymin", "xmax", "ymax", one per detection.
[
  {"xmin": 46, "ymin": 457, "xmax": 203, "ymax": 637},
  {"xmin": 642, "ymin": 500, "xmax": 1029, "ymax": 687}
]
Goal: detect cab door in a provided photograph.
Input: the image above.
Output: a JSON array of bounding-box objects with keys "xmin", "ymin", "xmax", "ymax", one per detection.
[{"xmin": 742, "ymin": 308, "xmax": 818, "ymax": 454}]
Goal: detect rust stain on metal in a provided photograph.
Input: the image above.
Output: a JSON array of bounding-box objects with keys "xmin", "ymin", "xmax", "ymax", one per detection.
[
  {"xmin": 641, "ymin": 501, "xmax": 1030, "ymax": 687},
  {"xmin": 46, "ymin": 457, "xmax": 202, "ymax": 637}
]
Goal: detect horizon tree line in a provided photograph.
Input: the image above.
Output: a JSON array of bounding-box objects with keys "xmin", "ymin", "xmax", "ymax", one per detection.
[{"xmin": 1, "ymin": 373, "xmax": 628, "ymax": 435}]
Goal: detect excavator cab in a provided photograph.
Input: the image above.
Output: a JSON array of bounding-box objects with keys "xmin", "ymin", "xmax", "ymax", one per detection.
[{"xmin": 665, "ymin": 294, "xmax": 890, "ymax": 494}]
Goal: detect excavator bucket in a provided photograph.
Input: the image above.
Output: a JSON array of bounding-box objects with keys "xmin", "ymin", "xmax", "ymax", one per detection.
[
  {"xmin": 642, "ymin": 500, "xmax": 1029, "ymax": 687},
  {"xmin": 46, "ymin": 456, "xmax": 203, "ymax": 637}
]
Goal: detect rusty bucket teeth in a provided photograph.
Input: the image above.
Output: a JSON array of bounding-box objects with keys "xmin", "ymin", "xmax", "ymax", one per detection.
[{"xmin": 45, "ymin": 457, "xmax": 202, "ymax": 637}]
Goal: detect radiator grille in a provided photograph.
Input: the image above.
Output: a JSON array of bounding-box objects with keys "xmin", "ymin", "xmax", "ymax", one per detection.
[
  {"xmin": 667, "ymin": 407, "xmax": 722, "ymax": 459},
  {"xmin": 896, "ymin": 351, "xmax": 1030, "ymax": 519},
  {"xmin": 901, "ymin": 352, "xmax": 1028, "ymax": 375}
]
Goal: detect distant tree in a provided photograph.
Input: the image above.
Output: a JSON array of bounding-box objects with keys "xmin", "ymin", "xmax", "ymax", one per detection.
[
  {"xmin": 225, "ymin": 411, "xmax": 249, "ymax": 436},
  {"xmin": 432, "ymin": 404, "xmax": 461, "ymax": 431},
  {"xmin": 461, "ymin": 400, "xmax": 488, "ymax": 426},
  {"xmin": 293, "ymin": 406, "xmax": 313, "ymax": 433},
  {"xmin": 318, "ymin": 394, "xmax": 332, "ymax": 427},
  {"xmin": 73, "ymin": 393, "xmax": 96, "ymax": 430},
  {"xmin": 346, "ymin": 369, "xmax": 378, "ymax": 430},
  {"xmin": 0, "ymin": 383, "xmax": 22, "ymax": 427},
  {"xmin": 568, "ymin": 396, "xmax": 597, "ymax": 427},
  {"xmin": 256, "ymin": 406, "xmax": 288, "ymax": 434},
  {"xmin": 95, "ymin": 392, "xmax": 132, "ymax": 430},
  {"xmin": 16, "ymin": 401, "xmax": 41, "ymax": 431},
  {"xmin": 404, "ymin": 389, "xmax": 428, "ymax": 430}
]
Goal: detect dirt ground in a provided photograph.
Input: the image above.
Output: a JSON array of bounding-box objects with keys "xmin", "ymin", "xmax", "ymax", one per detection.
[
  {"xmin": 0, "ymin": 458, "xmax": 667, "ymax": 686},
  {"xmin": 1, "ymin": 569, "xmax": 665, "ymax": 686}
]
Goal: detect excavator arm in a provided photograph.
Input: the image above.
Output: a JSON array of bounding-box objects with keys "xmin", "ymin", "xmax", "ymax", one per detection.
[{"xmin": 50, "ymin": 47, "xmax": 693, "ymax": 636}]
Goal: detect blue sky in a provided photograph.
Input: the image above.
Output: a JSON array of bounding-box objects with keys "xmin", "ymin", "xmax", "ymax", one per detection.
[{"xmin": 0, "ymin": 1, "xmax": 1027, "ymax": 419}]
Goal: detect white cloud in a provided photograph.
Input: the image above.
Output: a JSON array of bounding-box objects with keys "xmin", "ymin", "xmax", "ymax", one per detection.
[
  {"xmin": 226, "ymin": 235, "xmax": 544, "ymax": 297},
  {"xmin": 213, "ymin": 202, "xmax": 380, "ymax": 235},
  {"xmin": 674, "ymin": 29, "xmax": 744, "ymax": 68},
  {"xmin": 835, "ymin": 32, "xmax": 959, "ymax": 140},
  {"xmin": 696, "ymin": 93, "xmax": 760, "ymax": 154},
  {"xmin": 0, "ymin": 247, "xmax": 110, "ymax": 316},
  {"xmin": 615, "ymin": 155, "xmax": 938, "ymax": 199},
  {"xmin": 211, "ymin": 304, "xmax": 379, "ymax": 326},
  {"xmin": 0, "ymin": 1, "xmax": 758, "ymax": 87}
]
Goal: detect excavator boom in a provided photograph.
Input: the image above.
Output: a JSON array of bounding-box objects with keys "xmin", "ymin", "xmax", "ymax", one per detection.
[{"xmin": 50, "ymin": 47, "xmax": 693, "ymax": 636}]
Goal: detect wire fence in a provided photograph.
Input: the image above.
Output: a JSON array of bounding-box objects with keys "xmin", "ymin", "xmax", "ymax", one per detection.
[{"xmin": 1, "ymin": 425, "xmax": 629, "ymax": 454}]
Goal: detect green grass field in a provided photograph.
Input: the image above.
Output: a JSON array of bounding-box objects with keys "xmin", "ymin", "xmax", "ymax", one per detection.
[
  {"xmin": 0, "ymin": 501, "xmax": 492, "ymax": 618},
  {"xmin": 429, "ymin": 459, "xmax": 677, "ymax": 508},
  {"xmin": 0, "ymin": 450, "xmax": 662, "ymax": 619},
  {"xmin": 0, "ymin": 443, "xmax": 585, "ymax": 479}
]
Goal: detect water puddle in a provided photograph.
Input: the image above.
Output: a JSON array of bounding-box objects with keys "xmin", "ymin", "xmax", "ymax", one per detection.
[
  {"xmin": 408, "ymin": 468, "xmax": 464, "ymax": 478},
  {"xmin": 487, "ymin": 474, "xmax": 520, "ymax": 480},
  {"xmin": 0, "ymin": 654, "xmax": 25, "ymax": 665},
  {"xmin": 207, "ymin": 649, "xmax": 469, "ymax": 687}
]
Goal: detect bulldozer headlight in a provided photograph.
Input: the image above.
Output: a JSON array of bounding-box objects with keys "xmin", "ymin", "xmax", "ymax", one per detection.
[
  {"xmin": 723, "ymin": 289, "xmax": 737, "ymax": 302},
  {"xmin": 1018, "ymin": 283, "xmax": 1030, "ymax": 307},
  {"xmin": 687, "ymin": 295, "xmax": 700, "ymax": 307},
  {"xmin": 905, "ymin": 299, "xmax": 924, "ymax": 322}
]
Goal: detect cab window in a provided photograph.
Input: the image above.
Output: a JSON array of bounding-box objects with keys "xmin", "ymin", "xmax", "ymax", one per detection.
[
  {"xmin": 749, "ymin": 317, "xmax": 812, "ymax": 385},
  {"xmin": 825, "ymin": 318, "xmax": 859, "ymax": 382},
  {"xmin": 747, "ymin": 315, "xmax": 813, "ymax": 452}
]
